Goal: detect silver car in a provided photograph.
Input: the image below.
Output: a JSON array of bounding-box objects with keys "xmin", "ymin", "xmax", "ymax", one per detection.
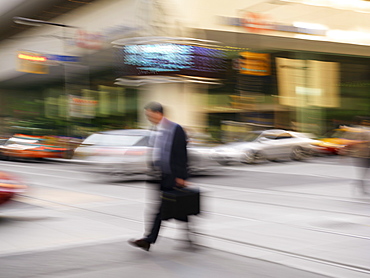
[
  {"xmin": 72, "ymin": 129, "xmax": 216, "ymax": 177},
  {"xmin": 211, "ymin": 129, "xmax": 317, "ymax": 165}
]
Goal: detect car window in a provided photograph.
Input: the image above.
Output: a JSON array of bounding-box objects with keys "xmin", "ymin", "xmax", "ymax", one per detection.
[
  {"xmin": 242, "ymin": 132, "xmax": 261, "ymax": 142},
  {"xmin": 276, "ymin": 133, "xmax": 293, "ymax": 139},
  {"xmin": 83, "ymin": 134, "xmax": 145, "ymax": 146},
  {"xmin": 327, "ymin": 129, "xmax": 361, "ymax": 140},
  {"xmin": 343, "ymin": 131, "xmax": 363, "ymax": 140},
  {"xmin": 5, "ymin": 138, "xmax": 40, "ymax": 146},
  {"xmin": 135, "ymin": 136, "xmax": 149, "ymax": 146},
  {"xmin": 329, "ymin": 130, "xmax": 345, "ymax": 138},
  {"xmin": 262, "ymin": 134, "xmax": 277, "ymax": 140}
]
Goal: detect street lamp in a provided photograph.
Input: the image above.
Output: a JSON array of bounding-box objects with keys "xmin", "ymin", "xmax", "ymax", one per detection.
[{"xmin": 13, "ymin": 16, "xmax": 78, "ymax": 142}]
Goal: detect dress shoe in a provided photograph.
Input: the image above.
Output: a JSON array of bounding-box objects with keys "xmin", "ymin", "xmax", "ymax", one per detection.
[
  {"xmin": 128, "ymin": 238, "xmax": 151, "ymax": 251},
  {"xmin": 175, "ymin": 244, "xmax": 199, "ymax": 252},
  {"xmin": 174, "ymin": 239, "xmax": 199, "ymax": 252}
]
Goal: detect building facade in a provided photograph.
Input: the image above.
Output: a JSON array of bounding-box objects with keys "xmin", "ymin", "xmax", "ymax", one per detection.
[{"xmin": 1, "ymin": 0, "xmax": 370, "ymax": 139}]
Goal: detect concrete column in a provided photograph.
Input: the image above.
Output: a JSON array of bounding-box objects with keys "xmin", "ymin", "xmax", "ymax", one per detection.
[{"xmin": 138, "ymin": 82, "xmax": 207, "ymax": 132}]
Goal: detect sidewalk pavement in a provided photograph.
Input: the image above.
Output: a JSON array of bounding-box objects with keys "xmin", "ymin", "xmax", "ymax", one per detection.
[
  {"xmin": 0, "ymin": 160, "xmax": 369, "ymax": 278},
  {"xmin": 0, "ymin": 237, "xmax": 331, "ymax": 278}
]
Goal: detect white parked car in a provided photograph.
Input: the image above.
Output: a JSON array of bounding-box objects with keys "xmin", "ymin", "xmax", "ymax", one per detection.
[
  {"xmin": 72, "ymin": 129, "xmax": 217, "ymax": 178},
  {"xmin": 211, "ymin": 129, "xmax": 318, "ymax": 165}
]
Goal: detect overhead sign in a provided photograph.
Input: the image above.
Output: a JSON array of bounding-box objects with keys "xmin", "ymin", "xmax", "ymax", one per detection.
[
  {"xmin": 17, "ymin": 51, "xmax": 80, "ymax": 74},
  {"xmin": 17, "ymin": 51, "xmax": 48, "ymax": 74},
  {"xmin": 239, "ymin": 52, "xmax": 270, "ymax": 76},
  {"xmin": 218, "ymin": 14, "xmax": 327, "ymax": 36},
  {"xmin": 68, "ymin": 25, "xmax": 142, "ymax": 50},
  {"xmin": 68, "ymin": 95, "xmax": 97, "ymax": 118},
  {"xmin": 74, "ymin": 29, "xmax": 103, "ymax": 50},
  {"xmin": 18, "ymin": 53, "xmax": 47, "ymax": 62}
]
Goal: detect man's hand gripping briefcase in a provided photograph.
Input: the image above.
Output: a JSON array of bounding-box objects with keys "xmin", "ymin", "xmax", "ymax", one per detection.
[{"xmin": 161, "ymin": 187, "xmax": 200, "ymax": 220}]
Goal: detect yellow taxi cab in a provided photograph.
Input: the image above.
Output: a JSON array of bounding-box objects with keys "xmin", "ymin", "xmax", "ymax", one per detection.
[{"xmin": 313, "ymin": 126, "xmax": 367, "ymax": 155}]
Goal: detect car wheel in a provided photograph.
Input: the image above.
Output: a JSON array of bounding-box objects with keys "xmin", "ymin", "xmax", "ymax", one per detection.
[
  {"xmin": 291, "ymin": 146, "xmax": 310, "ymax": 161},
  {"xmin": 63, "ymin": 150, "xmax": 74, "ymax": 159},
  {"xmin": 3, "ymin": 155, "xmax": 11, "ymax": 161},
  {"xmin": 254, "ymin": 151, "xmax": 266, "ymax": 163},
  {"xmin": 241, "ymin": 150, "xmax": 256, "ymax": 164},
  {"xmin": 217, "ymin": 160, "xmax": 230, "ymax": 166}
]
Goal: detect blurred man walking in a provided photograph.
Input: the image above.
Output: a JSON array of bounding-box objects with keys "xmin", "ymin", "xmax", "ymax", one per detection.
[{"xmin": 129, "ymin": 102, "xmax": 190, "ymax": 251}]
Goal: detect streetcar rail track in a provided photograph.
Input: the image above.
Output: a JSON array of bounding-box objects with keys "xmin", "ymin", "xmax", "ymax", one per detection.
[
  {"xmin": 23, "ymin": 179, "xmax": 370, "ymax": 219},
  {"xmin": 10, "ymin": 193, "xmax": 370, "ymax": 276},
  {"xmin": 193, "ymin": 232, "xmax": 370, "ymax": 275},
  {"xmin": 11, "ymin": 173, "xmax": 369, "ymax": 229},
  {"xmin": 16, "ymin": 188, "xmax": 370, "ymax": 242}
]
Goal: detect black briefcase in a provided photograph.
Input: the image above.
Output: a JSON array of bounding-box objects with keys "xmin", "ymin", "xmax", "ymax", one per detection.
[{"xmin": 161, "ymin": 187, "xmax": 201, "ymax": 220}]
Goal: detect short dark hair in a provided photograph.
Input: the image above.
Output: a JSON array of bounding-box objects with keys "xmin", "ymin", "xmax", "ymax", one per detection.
[{"xmin": 144, "ymin": 101, "xmax": 164, "ymax": 114}]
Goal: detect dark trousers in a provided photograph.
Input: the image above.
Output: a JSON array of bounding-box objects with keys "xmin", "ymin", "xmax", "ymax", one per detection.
[
  {"xmin": 144, "ymin": 174, "xmax": 189, "ymax": 244},
  {"xmin": 355, "ymin": 157, "xmax": 370, "ymax": 194}
]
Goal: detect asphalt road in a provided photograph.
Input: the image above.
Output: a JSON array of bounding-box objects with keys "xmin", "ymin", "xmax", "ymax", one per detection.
[
  {"xmin": 0, "ymin": 156, "xmax": 369, "ymax": 278},
  {"xmin": 0, "ymin": 155, "xmax": 350, "ymax": 187}
]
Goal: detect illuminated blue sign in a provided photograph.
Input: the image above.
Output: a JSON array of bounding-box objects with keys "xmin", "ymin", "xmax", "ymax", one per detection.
[
  {"xmin": 117, "ymin": 43, "xmax": 227, "ymax": 79},
  {"xmin": 47, "ymin": 54, "xmax": 80, "ymax": 62}
]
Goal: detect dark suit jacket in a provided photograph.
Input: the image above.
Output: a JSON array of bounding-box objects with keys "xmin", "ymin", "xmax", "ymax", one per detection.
[{"xmin": 161, "ymin": 124, "xmax": 188, "ymax": 190}]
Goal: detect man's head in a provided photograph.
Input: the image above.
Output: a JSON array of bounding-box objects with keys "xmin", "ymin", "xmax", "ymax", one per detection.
[{"xmin": 144, "ymin": 102, "xmax": 164, "ymax": 125}]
